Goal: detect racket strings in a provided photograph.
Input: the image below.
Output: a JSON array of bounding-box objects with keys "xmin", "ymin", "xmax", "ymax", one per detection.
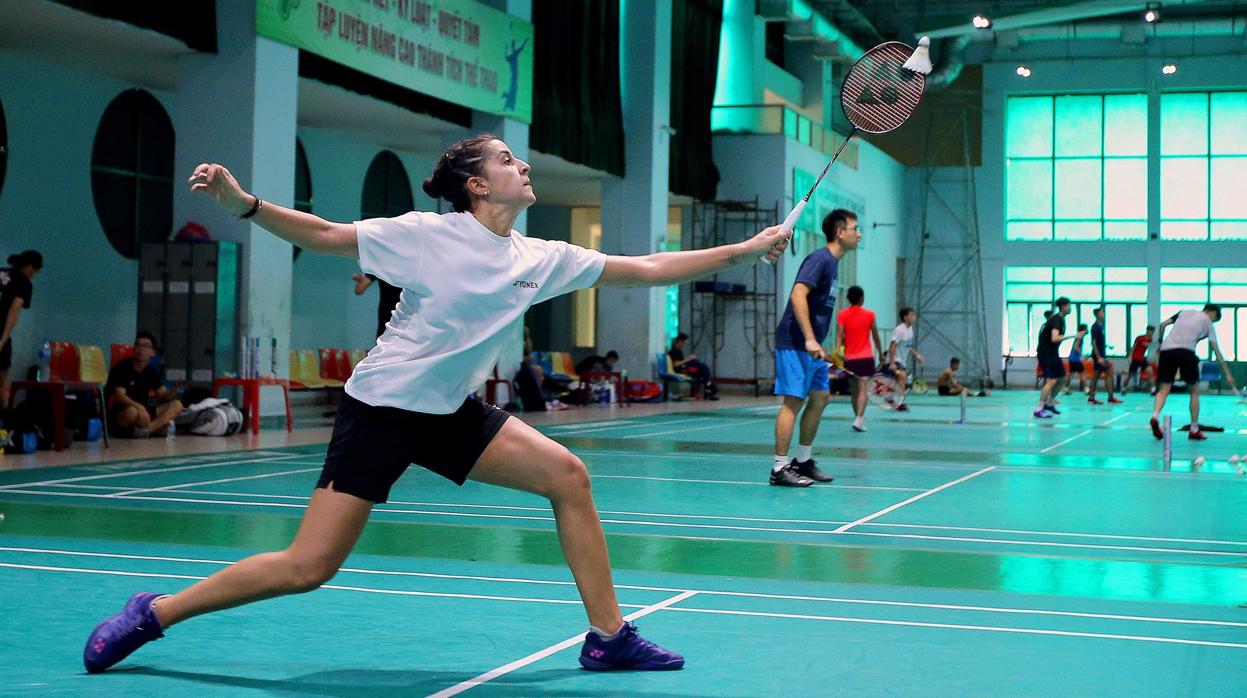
[{"xmin": 840, "ymin": 42, "xmax": 925, "ymax": 134}]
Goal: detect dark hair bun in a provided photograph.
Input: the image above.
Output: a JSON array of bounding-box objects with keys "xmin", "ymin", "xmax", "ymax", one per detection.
[{"xmin": 422, "ymin": 176, "xmax": 443, "ymax": 199}]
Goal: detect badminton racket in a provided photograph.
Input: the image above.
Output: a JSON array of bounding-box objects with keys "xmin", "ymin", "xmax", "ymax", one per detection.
[
  {"xmin": 825, "ymin": 355, "xmax": 901, "ymax": 410},
  {"xmin": 763, "ymin": 38, "xmax": 932, "ymax": 263}
]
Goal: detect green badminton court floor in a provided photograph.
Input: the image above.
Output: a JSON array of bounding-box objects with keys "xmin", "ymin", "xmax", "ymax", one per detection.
[{"xmin": 1, "ymin": 390, "xmax": 1245, "ymax": 695}]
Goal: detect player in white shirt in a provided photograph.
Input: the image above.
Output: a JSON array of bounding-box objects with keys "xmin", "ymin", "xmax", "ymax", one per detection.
[
  {"xmin": 1148, "ymin": 304, "xmax": 1238, "ymax": 440},
  {"xmin": 886, "ymin": 307, "xmax": 923, "ymax": 411},
  {"xmin": 84, "ymin": 134, "xmax": 790, "ymax": 674}
]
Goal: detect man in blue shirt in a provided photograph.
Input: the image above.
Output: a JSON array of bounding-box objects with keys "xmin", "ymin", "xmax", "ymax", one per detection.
[{"xmin": 769, "ymin": 209, "xmax": 860, "ymax": 487}]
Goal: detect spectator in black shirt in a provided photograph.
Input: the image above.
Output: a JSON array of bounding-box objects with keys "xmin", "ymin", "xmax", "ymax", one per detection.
[
  {"xmin": 575, "ymin": 351, "xmax": 619, "ymax": 376},
  {"xmin": 106, "ymin": 331, "xmax": 184, "ymax": 437},
  {"xmin": 669, "ymin": 333, "xmax": 717, "ymax": 400},
  {"xmin": 0, "ymin": 250, "xmax": 43, "ymax": 404},
  {"xmin": 1034, "ymin": 298, "xmax": 1076, "ymax": 419}
]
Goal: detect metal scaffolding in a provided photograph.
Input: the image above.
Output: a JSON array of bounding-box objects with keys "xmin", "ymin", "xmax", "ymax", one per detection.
[
  {"xmin": 910, "ymin": 103, "xmax": 992, "ymax": 387},
  {"xmin": 688, "ymin": 199, "xmax": 780, "ymax": 396}
]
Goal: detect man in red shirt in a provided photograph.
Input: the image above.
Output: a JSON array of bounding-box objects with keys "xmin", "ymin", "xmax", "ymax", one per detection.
[
  {"xmin": 835, "ymin": 285, "xmax": 884, "ymax": 432},
  {"xmin": 1123, "ymin": 325, "xmax": 1155, "ymax": 391}
]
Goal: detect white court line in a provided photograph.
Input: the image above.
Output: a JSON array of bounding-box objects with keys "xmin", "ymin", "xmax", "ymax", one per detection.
[
  {"xmin": 573, "ymin": 448, "xmax": 1192, "ymax": 479},
  {"xmin": 6, "ymin": 487, "xmax": 1242, "ymax": 557},
  {"xmin": 108, "ymin": 467, "xmax": 321, "ymax": 497},
  {"xmin": 6, "ymin": 560, "xmax": 1245, "ymax": 652},
  {"xmin": 426, "ymin": 591, "xmax": 698, "ymax": 698},
  {"xmin": 5, "ymin": 547, "xmax": 1247, "ymax": 628},
  {"xmin": 1040, "ymin": 410, "xmax": 1136, "ymax": 453},
  {"xmin": 548, "ymin": 417, "xmax": 717, "ymax": 436},
  {"xmin": 0, "ymin": 454, "xmax": 304, "ymax": 491},
  {"xmin": 51, "ymin": 486, "xmax": 1247, "ymax": 546},
  {"xmin": 620, "ymin": 419, "xmax": 767, "ymax": 439},
  {"xmin": 1040, "ymin": 430, "xmax": 1094, "ymax": 454},
  {"xmin": 0, "ymin": 562, "xmax": 646, "ymax": 608},
  {"xmin": 664, "ymin": 607, "xmax": 1247, "ymax": 650},
  {"xmin": 590, "ymin": 474, "xmax": 923, "ymax": 491},
  {"xmin": 833, "ymin": 467, "xmax": 996, "ymax": 534},
  {"xmin": 841, "ymin": 530, "xmax": 1247, "ymax": 558}
]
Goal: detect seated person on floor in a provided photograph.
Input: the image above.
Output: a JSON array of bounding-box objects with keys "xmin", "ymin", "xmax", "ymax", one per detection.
[
  {"xmin": 106, "ymin": 331, "xmax": 184, "ymax": 437},
  {"xmin": 668, "ymin": 332, "xmax": 718, "ymax": 399},
  {"xmin": 937, "ymin": 357, "xmax": 972, "ymax": 396},
  {"xmin": 575, "ymin": 350, "xmax": 619, "ymax": 375}
]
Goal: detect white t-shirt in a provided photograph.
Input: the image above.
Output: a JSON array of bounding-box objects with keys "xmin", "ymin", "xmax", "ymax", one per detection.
[
  {"xmin": 892, "ymin": 323, "xmax": 914, "ymax": 360},
  {"xmin": 346, "ymin": 211, "xmax": 607, "ymax": 413},
  {"xmin": 1159, "ymin": 310, "xmax": 1218, "ymax": 352}
]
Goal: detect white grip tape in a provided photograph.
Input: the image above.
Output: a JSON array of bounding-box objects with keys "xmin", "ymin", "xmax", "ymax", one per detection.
[{"xmin": 761, "ymin": 199, "xmax": 807, "ymax": 264}]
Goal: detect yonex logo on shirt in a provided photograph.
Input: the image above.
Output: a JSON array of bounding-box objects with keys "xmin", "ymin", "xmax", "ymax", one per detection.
[{"xmin": 513, "ymin": 280, "xmax": 540, "ymax": 289}]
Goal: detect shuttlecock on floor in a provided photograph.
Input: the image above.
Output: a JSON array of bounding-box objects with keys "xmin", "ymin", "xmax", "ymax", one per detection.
[
  {"xmin": 1192, "ymin": 456, "xmax": 1206, "ymax": 472},
  {"xmin": 903, "ymin": 36, "xmax": 933, "ymax": 75}
]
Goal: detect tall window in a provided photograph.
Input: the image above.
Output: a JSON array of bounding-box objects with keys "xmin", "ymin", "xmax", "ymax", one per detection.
[
  {"xmin": 294, "ymin": 138, "xmax": 312, "ymax": 213},
  {"xmin": 292, "ymin": 138, "xmax": 313, "ymax": 261},
  {"xmin": 361, "ymin": 151, "xmax": 412, "ymax": 219},
  {"xmin": 0, "ymin": 95, "xmax": 7, "ymax": 199},
  {"xmin": 91, "ymin": 89, "xmax": 175, "ymax": 259},
  {"xmin": 1160, "ymin": 92, "xmax": 1247, "ymax": 241},
  {"xmin": 1160, "ymin": 267, "xmax": 1247, "ymax": 360},
  {"xmin": 1004, "ymin": 266, "xmax": 1148, "ymax": 357},
  {"xmin": 1006, "ymin": 94, "xmax": 1147, "ymax": 241}
]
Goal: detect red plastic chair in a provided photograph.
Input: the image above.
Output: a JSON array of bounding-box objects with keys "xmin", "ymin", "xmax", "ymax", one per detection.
[
  {"xmin": 50, "ymin": 342, "xmax": 80, "ymax": 381},
  {"xmin": 318, "ymin": 349, "xmax": 353, "ymax": 383},
  {"xmin": 331, "ymin": 348, "xmax": 353, "ymax": 382},
  {"xmin": 110, "ymin": 343, "xmax": 134, "ymax": 368}
]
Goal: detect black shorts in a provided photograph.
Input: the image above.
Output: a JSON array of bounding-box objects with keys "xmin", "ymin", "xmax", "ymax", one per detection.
[
  {"xmin": 1039, "ymin": 355, "xmax": 1066, "ymax": 379},
  {"xmin": 938, "ymin": 385, "xmax": 953, "ymax": 396},
  {"xmin": 844, "ymin": 358, "xmax": 876, "ymax": 378},
  {"xmin": 316, "ymin": 393, "xmax": 511, "ymax": 503},
  {"xmin": 0, "ymin": 338, "xmax": 11, "ymax": 371},
  {"xmin": 1128, "ymin": 358, "xmax": 1150, "ymax": 374},
  {"xmin": 1157, "ymin": 349, "xmax": 1199, "ymax": 385},
  {"xmin": 1092, "ymin": 358, "xmax": 1113, "ymax": 373}
]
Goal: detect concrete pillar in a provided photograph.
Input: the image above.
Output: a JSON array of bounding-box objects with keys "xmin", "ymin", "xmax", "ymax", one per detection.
[
  {"xmin": 598, "ymin": 0, "xmax": 673, "ymax": 374},
  {"xmin": 173, "ymin": 3, "xmax": 297, "ymax": 411}
]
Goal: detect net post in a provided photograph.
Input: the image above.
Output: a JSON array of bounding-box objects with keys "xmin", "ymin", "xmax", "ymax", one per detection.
[
  {"xmin": 958, "ymin": 390, "xmax": 966, "ymax": 424},
  {"xmin": 1162, "ymin": 415, "xmax": 1172, "ymax": 471}
]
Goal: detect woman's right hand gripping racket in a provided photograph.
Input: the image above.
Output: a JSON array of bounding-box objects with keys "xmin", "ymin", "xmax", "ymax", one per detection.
[{"xmin": 762, "ymin": 38, "xmax": 931, "ymax": 263}]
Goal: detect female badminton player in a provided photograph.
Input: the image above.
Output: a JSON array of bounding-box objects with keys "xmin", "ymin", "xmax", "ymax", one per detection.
[{"xmin": 82, "ymin": 134, "xmax": 789, "ymax": 674}]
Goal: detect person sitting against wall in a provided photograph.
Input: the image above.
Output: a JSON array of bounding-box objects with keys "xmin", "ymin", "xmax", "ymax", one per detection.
[
  {"xmin": 575, "ymin": 350, "xmax": 619, "ymax": 375},
  {"xmin": 937, "ymin": 357, "xmax": 972, "ymax": 397},
  {"xmin": 105, "ymin": 331, "xmax": 184, "ymax": 437},
  {"xmin": 668, "ymin": 332, "xmax": 718, "ymax": 400}
]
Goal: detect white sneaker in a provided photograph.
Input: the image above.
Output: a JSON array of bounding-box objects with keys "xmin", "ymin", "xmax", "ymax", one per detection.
[{"xmin": 852, "ymin": 418, "xmax": 866, "ymax": 433}]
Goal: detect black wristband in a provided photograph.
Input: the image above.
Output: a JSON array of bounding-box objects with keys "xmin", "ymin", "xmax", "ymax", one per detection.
[{"xmin": 240, "ymin": 195, "xmax": 262, "ymax": 219}]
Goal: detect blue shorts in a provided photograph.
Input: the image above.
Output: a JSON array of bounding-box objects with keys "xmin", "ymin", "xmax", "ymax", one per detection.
[{"xmin": 774, "ymin": 349, "xmax": 830, "ymax": 399}]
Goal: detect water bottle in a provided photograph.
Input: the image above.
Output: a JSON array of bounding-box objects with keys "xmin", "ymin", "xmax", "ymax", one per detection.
[{"xmin": 37, "ymin": 339, "xmax": 52, "ymax": 381}]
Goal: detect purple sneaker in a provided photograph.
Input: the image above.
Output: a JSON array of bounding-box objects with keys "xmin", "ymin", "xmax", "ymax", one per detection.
[
  {"xmin": 578, "ymin": 621, "xmax": 683, "ymax": 671},
  {"xmin": 83, "ymin": 592, "xmax": 166, "ymax": 673}
]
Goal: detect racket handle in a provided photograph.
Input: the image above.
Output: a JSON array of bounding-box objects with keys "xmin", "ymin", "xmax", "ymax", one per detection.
[{"xmin": 761, "ymin": 199, "xmax": 808, "ymax": 264}]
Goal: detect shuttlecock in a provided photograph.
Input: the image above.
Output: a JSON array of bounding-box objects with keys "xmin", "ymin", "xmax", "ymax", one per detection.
[
  {"xmin": 1192, "ymin": 456, "xmax": 1206, "ymax": 471},
  {"xmin": 903, "ymin": 36, "xmax": 933, "ymax": 75}
]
